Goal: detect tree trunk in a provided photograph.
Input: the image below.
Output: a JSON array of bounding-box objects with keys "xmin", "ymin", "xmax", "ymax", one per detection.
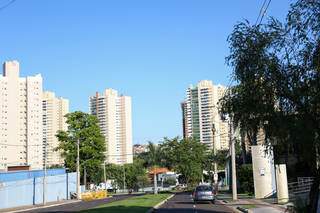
[
  {"xmin": 309, "ymin": 172, "xmax": 320, "ymax": 213},
  {"xmin": 153, "ymin": 173, "xmax": 158, "ymax": 194}
]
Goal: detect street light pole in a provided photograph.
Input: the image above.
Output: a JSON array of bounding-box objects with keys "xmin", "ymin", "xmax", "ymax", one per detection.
[
  {"xmin": 211, "ymin": 123, "xmax": 218, "ymax": 185},
  {"xmin": 103, "ymin": 162, "xmax": 107, "ymax": 191},
  {"xmin": 230, "ymin": 117, "xmax": 237, "ymax": 200},
  {"xmin": 76, "ymin": 138, "xmax": 80, "ymax": 199},
  {"xmin": 43, "ymin": 141, "xmax": 47, "ymax": 205},
  {"xmin": 123, "ymin": 165, "xmax": 126, "ymax": 192}
]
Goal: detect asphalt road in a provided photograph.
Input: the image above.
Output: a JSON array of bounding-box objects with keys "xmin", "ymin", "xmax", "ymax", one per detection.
[
  {"xmin": 17, "ymin": 194, "xmax": 140, "ymax": 213},
  {"xmin": 156, "ymin": 192, "xmax": 234, "ymax": 213}
]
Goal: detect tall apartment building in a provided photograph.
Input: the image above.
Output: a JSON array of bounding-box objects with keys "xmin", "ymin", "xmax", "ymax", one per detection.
[
  {"xmin": 42, "ymin": 91, "xmax": 69, "ymax": 167},
  {"xmin": 89, "ymin": 89, "xmax": 133, "ymax": 165},
  {"xmin": 182, "ymin": 80, "xmax": 230, "ymax": 150},
  {"xmin": 0, "ymin": 61, "xmax": 43, "ymax": 170}
]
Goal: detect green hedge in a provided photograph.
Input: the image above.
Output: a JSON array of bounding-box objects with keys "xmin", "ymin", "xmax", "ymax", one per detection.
[{"xmin": 237, "ymin": 164, "xmax": 254, "ymax": 194}]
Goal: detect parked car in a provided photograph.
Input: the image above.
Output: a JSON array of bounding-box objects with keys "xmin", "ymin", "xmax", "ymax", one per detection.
[{"xmin": 192, "ymin": 184, "xmax": 216, "ymax": 204}]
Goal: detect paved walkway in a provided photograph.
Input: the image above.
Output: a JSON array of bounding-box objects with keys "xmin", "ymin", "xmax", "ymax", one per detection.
[{"xmin": 217, "ymin": 192, "xmax": 286, "ymax": 213}]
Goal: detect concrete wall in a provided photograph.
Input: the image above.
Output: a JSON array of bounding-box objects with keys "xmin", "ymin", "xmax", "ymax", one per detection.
[
  {"xmin": 0, "ymin": 172, "xmax": 76, "ymax": 210},
  {"xmin": 275, "ymin": 164, "xmax": 289, "ymax": 204},
  {"xmin": 251, "ymin": 145, "xmax": 276, "ymax": 199}
]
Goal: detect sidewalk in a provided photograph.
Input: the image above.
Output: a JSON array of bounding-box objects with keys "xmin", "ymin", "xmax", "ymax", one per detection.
[{"xmin": 217, "ymin": 191, "xmax": 287, "ymax": 213}]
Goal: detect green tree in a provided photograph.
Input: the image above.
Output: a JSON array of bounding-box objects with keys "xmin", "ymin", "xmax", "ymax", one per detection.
[
  {"xmin": 104, "ymin": 163, "xmax": 123, "ymax": 189},
  {"xmin": 105, "ymin": 158, "xmax": 148, "ymax": 191},
  {"xmin": 237, "ymin": 164, "xmax": 254, "ymax": 194},
  {"xmin": 163, "ymin": 177, "xmax": 177, "ymax": 186},
  {"xmin": 136, "ymin": 174, "xmax": 150, "ymax": 191},
  {"xmin": 56, "ymin": 111, "xmax": 106, "ymax": 184},
  {"xmin": 124, "ymin": 158, "xmax": 148, "ymax": 190},
  {"xmin": 220, "ymin": 1, "xmax": 320, "ymax": 211},
  {"xmin": 204, "ymin": 149, "xmax": 229, "ymax": 183},
  {"xmin": 161, "ymin": 137, "xmax": 207, "ymax": 187},
  {"xmin": 143, "ymin": 142, "xmax": 161, "ymax": 194}
]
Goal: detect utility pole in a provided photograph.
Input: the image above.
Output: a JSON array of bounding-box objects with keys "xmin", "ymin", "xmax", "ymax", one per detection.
[
  {"xmin": 43, "ymin": 141, "xmax": 47, "ymax": 205},
  {"xmin": 103, "ymin": 162, "xmax": 107, "ymax": 191},
  {"xmin": 230, "ymin": 117, "xmax": 237, "ymax": 200},
  {"xmin": 211, "ymin": 123, "xmax": 218, "ymax": 185},
  {"xmin": 123, "ymin": 165, "xmax": 126, "ymax": 192},
  {"xmin": 76, "ymin": 138, "xmax": 80, "ymax": 199},
  {"xmin": 84, "ymin": 166, "xmax": 87, "ymax": 191}
]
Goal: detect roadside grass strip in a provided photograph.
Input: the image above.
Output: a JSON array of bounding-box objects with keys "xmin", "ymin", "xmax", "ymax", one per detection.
[{"xmin": 82, "ymin": 193, "xmax": 171, "ymax": 213}]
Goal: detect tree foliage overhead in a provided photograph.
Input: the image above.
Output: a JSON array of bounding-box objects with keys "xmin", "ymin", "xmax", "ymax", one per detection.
[
  {"xmin": 56, "ymin": 111, "xmax": 106, "ymax": 184},
  {"xmin": 219, "ymin": 0, "xmax": 319, "ymax": 211}
]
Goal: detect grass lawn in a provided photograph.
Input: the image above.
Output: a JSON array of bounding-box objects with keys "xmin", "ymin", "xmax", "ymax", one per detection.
[{"xmin": 82, "ymin": 193, "xmax": 171, "ymax": 213}]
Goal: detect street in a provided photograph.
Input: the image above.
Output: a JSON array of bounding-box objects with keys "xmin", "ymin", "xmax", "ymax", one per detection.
[
  {"xmin": 16, "ymin": 194, "xmax": 140, "ymax": 213},
  {"xmin": 156, "ymin": 192, "xmax": 234, "ymax": 213}
]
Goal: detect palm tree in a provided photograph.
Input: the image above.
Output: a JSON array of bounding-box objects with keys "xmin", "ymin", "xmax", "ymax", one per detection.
[{"xmin": 145, "ymin": 142, "xmax": 161, "ymax": 194}]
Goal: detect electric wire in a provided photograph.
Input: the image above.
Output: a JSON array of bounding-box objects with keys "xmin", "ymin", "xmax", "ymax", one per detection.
[
  {"xmin": 0, "ymin": 0, "xmax": 16, "ymax": 12},
  {"xmin": 255, "ymin": 0, "xmax": 267, "ymax": 25},
  {"xmin": 255, "ymin": 0, "xmax": 272, "ymax": 26}
]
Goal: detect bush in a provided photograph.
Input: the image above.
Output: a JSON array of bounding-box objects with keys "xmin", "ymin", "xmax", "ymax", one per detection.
[
  {"xmin": 237, "ymin": 164, "xmax": 254, "ymax": 194},
  {"xmin": 164, "ymin": 177, "xmax": 177, "ymax": 186}
]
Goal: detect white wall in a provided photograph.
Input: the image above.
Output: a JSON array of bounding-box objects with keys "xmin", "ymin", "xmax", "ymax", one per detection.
[{"xmin": 251, "ymin": 145, "xmax": 276, "ymax": 199}]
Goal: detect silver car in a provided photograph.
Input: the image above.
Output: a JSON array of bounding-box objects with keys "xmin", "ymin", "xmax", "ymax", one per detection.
[{"xmin": 192, "ymin": 185, "xmax": 216, "ymax": 204}]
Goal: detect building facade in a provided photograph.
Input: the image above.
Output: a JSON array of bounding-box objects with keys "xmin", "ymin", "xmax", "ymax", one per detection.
[
  {"xmin": 182, "ymin": 80, "xmax": 230, "ymax": 150},
  {"xmin": 89, "ymin": 89, "xmax": 133, "ymax": 164},
  {"xmin": 0, "ymin": 61, "xmax": 43, "ymax": 170},
  {"xmin": 42, "ymin": 91, "xmax": 69, "ymax": 167},
  {"xmin": 133, "ymin": 144, "xmax": 148, "ymax": 156}
]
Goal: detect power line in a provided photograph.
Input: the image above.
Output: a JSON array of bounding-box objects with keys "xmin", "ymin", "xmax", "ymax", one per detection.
[
  {"xmin": 105, "ymin": 153, "xmax": 134, "ymax": 157},
  {"xmin": 255, "ymin": 0, "xmax": 272, "ymax": 26},
  {"xmin": 0, "ymin": 143, "xmax": 42, "ymax": 147},
  {"xmin": 0, "ymin": 0, "xmax": 16, "ymax": 12},
  {"xmin": 259, "ymin": 0, "xmax": 271, "ymax": 25},
  {"xmin": 255, "ymin": 0, "xmax": 267, "ymax": 25}
]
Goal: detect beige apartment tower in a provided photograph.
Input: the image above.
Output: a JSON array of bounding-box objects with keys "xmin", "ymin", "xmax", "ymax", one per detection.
[
  {"xmin": 182, "ymin": 80, "xmax": 230, "ymax": 150},
  {"xmin": 0, "ymin": 61, "xmax": 43, "ymax": 170},
  {"xmin": 42, "ymin": 91, "xmax": 69, "ymax": 167},
  {"xmin": 89, "ymin": 89, "xmax": 133, "ymax": 165}
]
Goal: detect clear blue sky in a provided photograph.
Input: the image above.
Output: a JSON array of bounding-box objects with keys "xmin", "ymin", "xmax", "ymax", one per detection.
[{"xmin": 0, "ymin": 0, "xmax": 292, "ymax": 144}]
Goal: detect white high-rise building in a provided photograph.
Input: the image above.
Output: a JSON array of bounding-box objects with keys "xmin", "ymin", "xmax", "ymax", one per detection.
[
  {"xmin": 0, "ymin": 61, "xmax": 43, "ymax": 170},
  {"xmin": 89, "ymin": 89, "xmax": 133, "ymax": 165},
  {"xmin": 42, "ymin": 91, "xmax": 69, "ymax": 168},
  {"xmin": 182, "ymin": 80, "xmax": 230, "ymax": 150}
]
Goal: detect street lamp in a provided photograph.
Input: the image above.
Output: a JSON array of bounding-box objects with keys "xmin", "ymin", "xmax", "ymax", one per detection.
[
  {"xmin": 229, "ymin": 117, "xmax": 237, "ymax": 200},
  {"xmin": 43, "ymin": 141, "xmax": 47, "ymax": 205},
  {"xmin": 76, "ymin": 138, "xmax": 80, "ymax": 199},
  {"xmin": 211, "ymin": 123, "xmax": 218, "ymax": 185},
  {"xmin": 123, "ymin": 164, "xmax": 126, "ymax": 192},
  {"xmin": 103, "ymin": 161, "xmax": 107, "ymax": 191}
]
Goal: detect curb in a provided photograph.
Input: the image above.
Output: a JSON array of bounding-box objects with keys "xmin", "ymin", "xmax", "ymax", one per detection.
[
  {"xmin": 215, "ymin": 200, "xmax": 242, "ymax": 213},
  {"xmin": 146, "ymin": 194, "xmax": 175, "ymax": 213},
  {"xmin": 3, "ymin": 200, "xmax": 81, "ymax": 213},
  {"xmin": 236, "ymin": 206, "xmax": 249, "ymax": 213}
]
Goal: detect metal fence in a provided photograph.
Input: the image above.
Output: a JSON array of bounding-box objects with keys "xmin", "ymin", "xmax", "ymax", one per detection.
[
  {"xmin": 287, "ymin": 176, "xmax": 314, "ymax": 204},
  {"xmin": 288, "ymin": 177, "xmax": 314, "ymax": 195},
  {"xmin": 0, "ymin": 172, "xmax": 76, "ymax": 210}
]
